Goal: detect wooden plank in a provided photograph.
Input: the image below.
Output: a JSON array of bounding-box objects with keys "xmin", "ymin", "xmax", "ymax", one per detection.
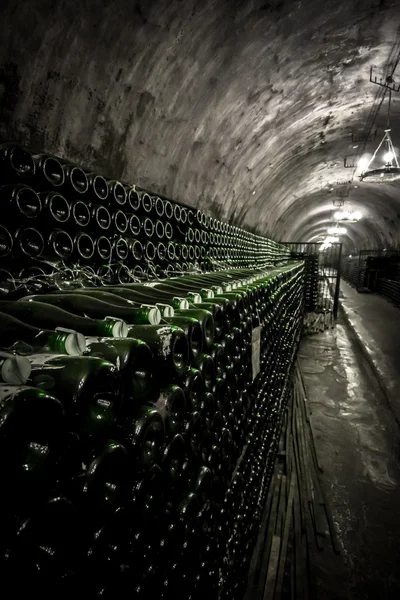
[
  {"xmin": 245, "ymin": 470, "xmax": 277, "ymax": 598},
  {"xmin": 257, "ymin": 474, "xmax": 283, "ymax": 596},
  {"xmin": 275, "ymin": 475, "xmax": 287, "ymax": 538},
  {"xmin": 293, "ymin": 481, "xmax": 305, "ymax": 600},
  {"xmin": 263, "ymin": 535, "xmax": 281, "ymax": 600},
  {"xmin": 307, "ymin": 417, "xmax": 324, "ymax": 473},
  {"xmin": 274, "ymin": 474, "xmax": 296, "ymax": 599}
]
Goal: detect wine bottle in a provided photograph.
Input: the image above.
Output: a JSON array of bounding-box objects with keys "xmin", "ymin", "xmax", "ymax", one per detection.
[
  {"xmin": 104, "ymin": 284, "xmax": 190, "ymax": 310},
  {"xmin": 0, "ymin": 385, "xmax": 65, "ymax": 508},
  {"xmin": 92, "ymin": 204, "xmax": 111, "ymax": 231},
  {"xmin": 151, "ymin": 384, "xmax": 187, "ymax": 438},
  {"xmin": 71, "ymin": 200, "xmax": 91, "ymax": 228},
  {"xmin": 0, "ymin": 226, "xmax": 13, "ymax": 258},
  {"xmin": 4, "ymin": 496, "xmax": 79, "ymax": 591},
  {"xmin": 62, "ymin": 163, "xmax": 89, "ymax": 195},
  {"xmin": 125, "ymin": 325, "xmax": 188, "ymax": 379},
  {"xmin": 48, "ymin": 228, "xmax": 74, "ymax": 259},
  {"xmin": 40, "ymin": 191, "xmax": 71, "ymax": 225},
  {"xmin": 81, "ymin": 440, "xmax": 131, "ymax": 523},
  {"xmin": 15, "ymin": 227, "xmax": 44, "ymax": 257},
  {"xmin": 113, "ymin": 209, "xmax": 129, "ymax": 234},
  {"xmin": 161, "ymin": 433, "xmax": 194, "ymax": 500},
  {"xmin": 73, "ymin": 231, "xmax": 95, "ymax": 260},
  {"xmin": 86, "ymin": 173, "xmax": 109, "ymax": 202},
  {"xmin": 174, "ymin": 308, "xmax": 214, "ymax": 349},
  {"xmin": 97, "ymin": 286, "xmax": 175, "ymax": 319},
  {"xmin": 128, "ymin": 407, "xmax": 165, "ymax": 471},
  {"xmin": 31, "ymin": 154, "xmax": 66, "ymax": 189},
  {"xmin": 108, "ymin": 180, "xmax": 127, "ymax": 206},
  {"xmin": 28, "ymin": 353, "xmax": 121, "ymax": 436},
  {"xmin": 193, "ymin": 353, "xmax": 216, "ymax": 392},
  {"xmin": 180, "ymin": 367, "xmax": 205, "ymax": 412},
  {"xmin": 129, "ymin": 213, "xmax": 141, "ymax": 236},
  {"xmin": 0, "ymin": 184, "xmax": 42, "ymax": 219},
  {"xmin": 112, "ymin": 236, "xmax": 129, "ymax": 261},
  {"xmin": 0, "ymin": 300, "xmax": 128, "ymax": 337},
  {"xmin": 0, "ymin": 312, "xmax": 86, "ymax": 355},
  {"xmin": 23, "ymin": 293, "xmax": 161, "ymax": 325},
  {"xmin": 0, "ymin": 143, "xmax": 35, "ymax": 180},
  {"xmin": 127, "ymin": 186, "xmax": 140, "ymax": 211},
  {"xmin": 84, "ymin": 336, "xmax": 152, "ymax": 400},
  {"xmin": 163, "ymin": 315, "xmax": 203, "ymax": 360},
  {"xmin": 95, "ymin": 235, "xmax": 112, "ymax": 261}
]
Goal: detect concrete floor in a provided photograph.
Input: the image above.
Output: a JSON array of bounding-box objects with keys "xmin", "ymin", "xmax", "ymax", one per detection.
[{"xmin": 299, "ymin": 310, "xmax": 400, "ymax": 599}]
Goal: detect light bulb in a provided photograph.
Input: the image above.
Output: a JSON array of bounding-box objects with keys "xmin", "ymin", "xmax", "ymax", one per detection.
[
  {"xmin": 384, "ymin": 151, "xmax": 394, "ymax": 163},
  {"xmin": 358, "ymin": 157, "xmax": 369, "ymax": 170},
  {"xmin": 353, "ymin": 211, "xmax": 362, "ymax": 220}
]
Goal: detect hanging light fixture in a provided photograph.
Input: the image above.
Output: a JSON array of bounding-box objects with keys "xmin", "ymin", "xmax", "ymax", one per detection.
[
  {"xmin": 359, "ymin": 91, "xmax": 400, "ymax": 182},
  {"xmin": 333, "ymin": 209, "xmax": 362, "ymax": 222}
]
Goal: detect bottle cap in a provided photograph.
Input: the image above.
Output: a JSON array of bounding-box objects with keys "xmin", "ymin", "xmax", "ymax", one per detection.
[
  {"xmin": 201, "ymin": 288, "xmax": 214, "ymax": 299},
  {"xmin": 119, "ymin": 321, "xmax": 130, "ymax": 337},
  {"xmin": 156, "ymin": 304, "xmax": 174, "ymax": 318},
  {"xmin": 0, "ymin": 354, "xmax": 31, "ymax": 384},
  {"xmin": 57, "ymin": 329, "xmax": 86, "ymax": 355},
  {"xmin": 173, "ymin": 297, "xmax": 189, "ymax": 310},
  {"xmin": 105, "ymin": 317, "xmax": 129, "ymax": 338},
  {"xmin": 188, "ymin": 293, "xmax": 202, "ymax": 304},
  {"xmin": 149, "ymin": 307, "xmax": 162, "ymax": 325}
]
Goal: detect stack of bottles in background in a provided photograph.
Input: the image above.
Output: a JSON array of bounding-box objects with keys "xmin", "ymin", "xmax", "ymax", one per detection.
[
  {"xmin": 0, "ymin": 141, "xmax": 304, "ymax": 599},
  {"xmin": 0, "ymin": 143, "xmax": 290, "ymax": 293}
]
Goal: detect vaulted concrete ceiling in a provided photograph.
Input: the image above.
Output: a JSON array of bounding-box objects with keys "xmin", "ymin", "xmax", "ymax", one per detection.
[{"xmin": 1, "ymin": 0, "xmax": 400, "ymax": 252}]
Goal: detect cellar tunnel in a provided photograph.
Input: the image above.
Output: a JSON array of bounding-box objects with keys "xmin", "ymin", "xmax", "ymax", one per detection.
[
  {"xmin": 2, "ymin": 1, "xmax": 400, "ymax": 600},
  {"xmin": 1, "ymin": 0, "xmax": 400, "ymax": 250}
]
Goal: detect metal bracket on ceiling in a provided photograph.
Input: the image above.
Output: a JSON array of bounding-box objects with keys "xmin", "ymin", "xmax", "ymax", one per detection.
[
  {"xmin": 351, "ymin": 130, "xmax": 377, "ymax": 144},
  {"xmin": 335, "ymin": 179, "xmax": 352, "ymax": 186},
  {"xmin": 370, "ymin": 67, "xmax": 400, "ymax": 92},
  {"xmin": 344, "ymin": 156, "xmax": 356, "ymax": 168},
  {"xmin": 333, "ymin": 198, "xmax": 345, "ymax": 207}
]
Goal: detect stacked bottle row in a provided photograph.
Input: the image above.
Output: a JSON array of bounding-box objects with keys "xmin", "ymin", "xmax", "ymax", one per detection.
[
  {"xmin": 0, "ymin": 261, "xmax": 304, "ymax": 599},
  {"xmin": 0, "ymin": 143, "xmax": 290, "ymax": 286}
]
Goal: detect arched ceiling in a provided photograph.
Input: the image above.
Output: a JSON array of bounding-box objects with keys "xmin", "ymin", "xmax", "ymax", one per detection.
[{"xmin": 1, "ymin": 0, "xmax": 400, "ymax": 252}]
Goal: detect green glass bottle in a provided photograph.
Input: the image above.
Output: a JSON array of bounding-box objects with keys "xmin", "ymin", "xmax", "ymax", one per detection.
[
  {"xmin": 0, "ymin": 312, "xmax": 85, "ymax": 356},
  {"xmin": 23, "ymin": 293, "xmax": 161, "ymax": 326},
  {"xmin": 104, "ymin": 284, "xmax": 190, "ymax": 310},
  {"xmin": 0, "ymin": 300, "xmax": 128, "ymax": 338},
  {"xmin": 27, "ymin": 353, "xmax": 121, "ymax": 436},
  {"xmin": 125, "ymin": 325, "xmax": 189, "ymax": 379},
  {"xmin": 84, "ymin": 336, "xmax": 153, "ymax": 401},
  {"xmin": 193, "ymin": 353, "xmax": 216, "ymax": 393},
  {"xmin": 173, "ymin": 308, "xmax": 214, "ymax": 349},
  {"xmin": 163, "ymin": 315, "xmax": 203, "ymax": 360}
]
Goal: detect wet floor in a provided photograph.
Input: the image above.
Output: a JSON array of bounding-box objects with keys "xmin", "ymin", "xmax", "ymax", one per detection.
[{"xmin": 299, "ymin": 318, "xmax": 400, "ymax": 600}]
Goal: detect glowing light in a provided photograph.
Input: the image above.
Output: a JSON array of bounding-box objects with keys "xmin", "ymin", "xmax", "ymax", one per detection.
[
  {"xmin": 358, "ymin": 157, "xmax": 369, "ymax": 170},
  {"xmin": 334, "ymin": 209, "xmax": 362, "ymax": 222},
  {"xmin": 328, "ymin": 226, "xmax": 347, "ymax": 235},
  {"xmin": 384, "ymin": 151, "xmax": 394, "ymax": 163}
]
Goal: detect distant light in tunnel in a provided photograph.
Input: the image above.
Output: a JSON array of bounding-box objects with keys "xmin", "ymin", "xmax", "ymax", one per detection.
[
  {"xmin": 328, "ymin": 226, "xmax": 347, "ymax": 235},
  {"xmin": 333, "ymin": 209, "xmax": 362, "ymax": 222}
]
